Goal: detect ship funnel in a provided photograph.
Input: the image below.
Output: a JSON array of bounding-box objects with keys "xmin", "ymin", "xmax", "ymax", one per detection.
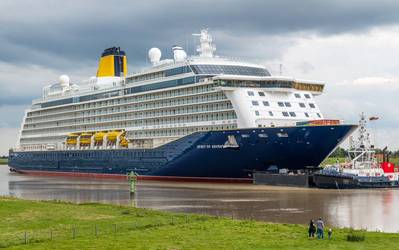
[
  {"xmin": 96, "ymin": 47, "xmax": 128, "ymax": 77},
  {"xmin": 172, "ymin": 46, "xmax": 187, "ymax": 62}
]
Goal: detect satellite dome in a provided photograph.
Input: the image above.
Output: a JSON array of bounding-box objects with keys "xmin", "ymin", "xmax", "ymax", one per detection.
[
  {"xmin": 59, "ymin": 75, "xmax": 70, "ymax": 87},
  {"xmin": 148, "ymin": 47, "xmax": 162, "ymax": 65},
  {"xmin": 172, "ymin": 46, "xmax": 187, "ymax": 62}
]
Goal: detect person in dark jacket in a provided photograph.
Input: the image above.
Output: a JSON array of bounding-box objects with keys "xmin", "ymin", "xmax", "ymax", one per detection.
[{"xmin": 308, "ymin": 219, "xmax": 316, "ymax": 238}]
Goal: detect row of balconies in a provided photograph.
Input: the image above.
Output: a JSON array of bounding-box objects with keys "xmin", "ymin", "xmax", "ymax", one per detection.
[
  {"xmin": 21, "ymin": 109, "xmax": 237, "ymax": 136},
  {"xmin": 19, "ymin": 119, "xmax": 238, "ymax": 142},
  {"xmin": 24, "ymin": 92, "xmax": 227, "ymax": 125},
  {"xmin": 27, "ymin": 82, "xmax": 217, "ymax": 119},
  {"xmin": 23, "ymin": 101, "xmax": 233, "ymax": 131}
]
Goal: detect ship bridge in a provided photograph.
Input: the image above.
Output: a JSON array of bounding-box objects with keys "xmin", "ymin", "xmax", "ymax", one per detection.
[
  {"xmin": 211, "ymin": 75, "xmax": 325, "ymax": 128},
  {"xmin": 213, "ymin": 75, "xmax": 324, "ymax": 95}
]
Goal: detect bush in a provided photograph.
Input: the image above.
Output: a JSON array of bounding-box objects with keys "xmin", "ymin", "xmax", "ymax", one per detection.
[
  {"xmin": 121, "ymin": 210, "xmax": 130, "ymax": 215},
  {"xmin": 346, "ymin": 230, "xmax": 365, "ymax": 242}
]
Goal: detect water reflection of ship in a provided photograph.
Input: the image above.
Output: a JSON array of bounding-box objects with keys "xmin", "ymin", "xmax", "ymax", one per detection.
[{"xmin": 7, "ymin": 179, "xmax": 131, "ymax": 205}]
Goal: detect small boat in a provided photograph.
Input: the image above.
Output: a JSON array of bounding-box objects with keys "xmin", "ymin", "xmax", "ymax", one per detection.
[{"xmin": 314, "ymin": 113, "xmax": 398, "ymax": 189}]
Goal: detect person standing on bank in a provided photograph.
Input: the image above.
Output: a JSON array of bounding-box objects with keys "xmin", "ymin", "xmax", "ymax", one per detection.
[
  {"xmin": 308, "ymin": 219, "xmax": 316, "ymax": 238},
  {"xmin": 316, "ymin": 217, "xmax": 325, "ymax": 239}
]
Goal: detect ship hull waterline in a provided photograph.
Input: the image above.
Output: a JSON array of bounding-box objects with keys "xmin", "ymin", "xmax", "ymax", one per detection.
[{"xmin": 8, "ymin": 125, "xmax": 356, "ymax": 182}]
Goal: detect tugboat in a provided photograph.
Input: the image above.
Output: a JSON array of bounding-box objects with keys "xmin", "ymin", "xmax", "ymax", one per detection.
[{"xmin": 313, "ymin": 113, "xmax": 398, "ymax": 189}]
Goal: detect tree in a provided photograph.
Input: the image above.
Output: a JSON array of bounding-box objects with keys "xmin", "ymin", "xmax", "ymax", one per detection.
[{"xmin": 330, "ymin": 147, "xmax": 347, "ymax": 158}]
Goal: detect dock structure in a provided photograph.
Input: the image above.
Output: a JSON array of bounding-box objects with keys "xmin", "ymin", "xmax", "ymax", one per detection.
[{"xmin": 253, "ymin": 172, "xmax": 313, "ymax": 188}]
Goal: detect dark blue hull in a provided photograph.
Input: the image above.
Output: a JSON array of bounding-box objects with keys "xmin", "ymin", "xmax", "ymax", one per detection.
[{"xmin": 8, "ymin": 125, "xmax": 356, "ymax": 179}]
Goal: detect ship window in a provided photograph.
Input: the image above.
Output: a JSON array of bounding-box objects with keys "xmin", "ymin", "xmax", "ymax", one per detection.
[
  {"xmin": 278, "ymin": 102, "xmax": 284, "ymax": 107},
  {"xmin": 317, "ymin": 113, "xmax": 322, "ymax": 118},
  {"xmin": 309, "ymin": 103, "xmax": 316, "ymax": 108},
  {"xmin": 282, "ymin": 112, "xmax": 289, "ymax": 117},
  {"xmin": 258, "ymin": 91, "xmax": 265, "ymax": 96},
  {"xmin": 191, "ymin": 64, "xmax": 271, "ymax": 76},
  {"xmin": 241, "ymin": 134, "xmax": 250, "ymax": 138},
  {"xmin": 255, "ymin": 111, "xmax": 260, "ymax": 116},
  {"xmin": 263, "ymin": 101, "xmax": 270, "ymax": 106},
  {"xmin": 164, "ymin": 66, "xmax": 192, "ymax": 77},
  {"xmin": 247, "ymin": 91, "xmax": 254, "ymax": 96},
  {"xmin": 252, "ymin": 101, "xmax": 259, "ymax": 106},
  {"xmin": 269, "ymin": 111, "xmax": 274, "ymax": 116},
  {"xmin": 284, "ymin": 102, "xmax": 291, "ymax": 107},
  {"xmin": 289, "ymin": 112, "xmax": 296, "ymax": 117},
  {"xmin": 304, "ymin": 94, "xmax": 311, "ymax": 99},
  {"xmin": 299, "ymin": 103, "xmax": 306, "ymax": 108},
  {"xmin": 258, "ymin": 133, "xmax": 268, "ymax": 138},
  {"xmin": 294, "ymin": 93, "xmax": 301, "ymax": 98},
  {"xmin": 305, "ymin": 112, "xmax": 309, "ymax": 117}
]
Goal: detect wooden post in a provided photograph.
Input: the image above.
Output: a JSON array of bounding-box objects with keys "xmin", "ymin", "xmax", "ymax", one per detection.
[{"xmin": 24, "ymin": 232, "xmax": 28, "ymax": 244}]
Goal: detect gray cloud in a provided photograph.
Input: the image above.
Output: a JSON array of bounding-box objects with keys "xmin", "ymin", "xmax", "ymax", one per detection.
[
  {"xmin": 2, "ymin": 0, "xmax": 399, "ymax": 69},
  {"xmin": 0, "ymin": 96, "xmax": 34, "ymax": 106}
]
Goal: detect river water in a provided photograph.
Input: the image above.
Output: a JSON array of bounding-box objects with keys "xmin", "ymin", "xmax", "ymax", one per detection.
[{"xmin": 1, "ymin": 166, "xmax": 399, "ymax": 232}]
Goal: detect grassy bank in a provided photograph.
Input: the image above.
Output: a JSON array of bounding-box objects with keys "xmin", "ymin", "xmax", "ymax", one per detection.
[
  {"xmin": 321, "ymin": 157, "xmax": 346, "ymax": 166},
  {"xmin": 0, "ymin": 158, "xmax": 8, "ymax": 165},
  {"xmin": 0, "ymin": 197, "xmax": 398, "ymax": 249}
]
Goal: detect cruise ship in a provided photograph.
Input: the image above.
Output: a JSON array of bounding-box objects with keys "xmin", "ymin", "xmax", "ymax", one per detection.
[{"xmin": 8, "ymin": 30, "xmax": 356, "ymax": 181}]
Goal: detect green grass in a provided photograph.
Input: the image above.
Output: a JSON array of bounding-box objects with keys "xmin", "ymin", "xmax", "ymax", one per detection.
[
  {"xmin": 391, "ymin": 157, "xmax": 399, "ymax": 165},
  {"xmin": 320, "ymin": 157, "xmax": 346, "ymax": 166},
  {"xmin": 0, "ymin": 197, "xmax": 398, "ymax": 249},
  {"xmin": 0, "ymin": 158, "xmax": 8, "ymax": 165}
]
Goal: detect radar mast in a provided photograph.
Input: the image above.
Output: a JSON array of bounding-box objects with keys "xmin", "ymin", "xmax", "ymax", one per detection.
[
  {"xmin": 193, "ymin": 29, "xmax": 216, "ymax": 58},
  {"xmin": 348, "ymin": 113, "xmax": 377, "ymax": 169}
]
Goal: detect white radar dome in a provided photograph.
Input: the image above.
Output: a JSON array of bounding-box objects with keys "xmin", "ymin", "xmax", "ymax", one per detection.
[
  {"xmin": 148, "ymin": 47, "xmax": 162, "ymax": 65},
  {"xmin": 172, "ymin": 46, "xmax": 187, "ymax": 62},
  {"xmin": 59, "ymin": 74, "xmax": 70, "ymax": 87}
]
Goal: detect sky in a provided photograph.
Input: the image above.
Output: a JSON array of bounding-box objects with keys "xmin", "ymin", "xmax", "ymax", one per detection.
[{"xmin": 0, "ymin": 0, "xmax": 399, "ymax": 155}]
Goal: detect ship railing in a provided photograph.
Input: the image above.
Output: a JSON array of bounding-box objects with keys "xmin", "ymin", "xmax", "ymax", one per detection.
[{"xmin": 187, "ymin": 55, "xmax": 255, "ymax": 64}]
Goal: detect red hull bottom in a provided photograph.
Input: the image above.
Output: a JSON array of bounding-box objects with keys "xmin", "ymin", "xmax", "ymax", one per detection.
[{"xmin": 11, "ymin": 168, "xmax": 252, "ymax": 183}]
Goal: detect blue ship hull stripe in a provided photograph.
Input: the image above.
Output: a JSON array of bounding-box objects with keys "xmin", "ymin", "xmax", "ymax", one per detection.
[{"xmin": 8, "ymin": 125, "xmax": 356, "ymax": 179}]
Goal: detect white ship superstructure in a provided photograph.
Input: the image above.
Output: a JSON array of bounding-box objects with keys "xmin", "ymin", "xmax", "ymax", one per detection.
[{"xmin": 17, "ymin": 30, "xmax": 325, "ymax": 152}]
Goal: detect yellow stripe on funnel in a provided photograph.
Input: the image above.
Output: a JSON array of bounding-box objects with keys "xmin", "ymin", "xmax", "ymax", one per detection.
[{"xmin": 96, "ymin": 55, "xmax": 115, "ymax": 77}]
